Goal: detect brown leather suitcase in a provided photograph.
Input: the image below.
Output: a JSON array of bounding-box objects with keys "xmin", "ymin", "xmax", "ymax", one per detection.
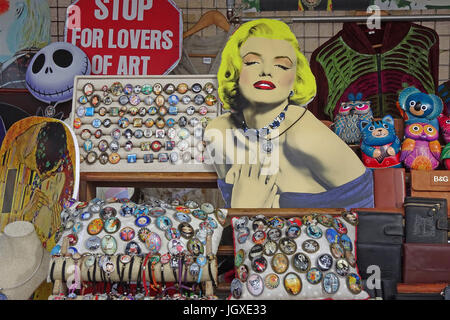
[
  {"xmin": 373, "ymin": 168, "xmax": 406, "ymax": 209},
  {"xmin": 410, "ymin": 170, "xmax": 450, "ymax": 217},
  {"xmin": 403, "ymin": 243, "xmax": 450, "ymax": 283}
]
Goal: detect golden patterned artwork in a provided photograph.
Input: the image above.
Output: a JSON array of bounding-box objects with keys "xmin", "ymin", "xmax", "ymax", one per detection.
[{"xmin": 0, "ymin": 117, "xmax": 78, "ymax": 251}]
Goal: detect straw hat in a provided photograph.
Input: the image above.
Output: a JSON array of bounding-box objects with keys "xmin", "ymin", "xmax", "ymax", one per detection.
[{"xmin": 0, "ymin": 221, "xmax": 50, "ymax": 300}]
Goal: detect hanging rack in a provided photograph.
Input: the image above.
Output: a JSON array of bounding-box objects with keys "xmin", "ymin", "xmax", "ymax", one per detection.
[{"xmin": 231, "ymin": 14, "xmax": 450, "ymax": 24}]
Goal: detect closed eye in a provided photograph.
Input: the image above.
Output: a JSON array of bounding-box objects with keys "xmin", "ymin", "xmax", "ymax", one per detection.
[
  {"xmin": 244, "ymin": 61, "xmax": 259, "ymax": 66},
  {"xmin": 275, "ymin": 64, "xmax": 290, "ymax": 70}
]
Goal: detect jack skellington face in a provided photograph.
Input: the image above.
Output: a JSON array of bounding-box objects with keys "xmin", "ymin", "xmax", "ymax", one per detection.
[{"xmin": 26, "ymin": 42, "xmax": 90, "ymax": 103}]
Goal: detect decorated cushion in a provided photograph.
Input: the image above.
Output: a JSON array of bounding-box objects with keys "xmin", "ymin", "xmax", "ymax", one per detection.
[
  {"xmin": 0, "ymin": 116, "xmax": 79, "ymax": 250},
  {"xmin": 230, "ymin": 213, "xmax": 369, "ymax": 300}
]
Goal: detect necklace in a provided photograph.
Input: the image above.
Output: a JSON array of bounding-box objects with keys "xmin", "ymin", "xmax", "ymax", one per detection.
[
  {"xmin": 241, "ymin": 103, "xmax": 289, "ymax": 153},
  {"xmin": 0, "ymin": 246, "xmax": 45, "ymax": 300}
]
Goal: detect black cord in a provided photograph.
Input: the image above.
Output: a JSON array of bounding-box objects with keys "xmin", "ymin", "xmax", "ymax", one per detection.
[
  {"xmin": 87, "ymin": 266, "xmax": 92, "ymax": 283},
  {"xmin": 161, "ymin": 264, "xmax": 165, "ymax": 290},
  {"xmin": 116, "ymin": 254, "xmax": 122, "ymax": 280},
  {"xmin": 93, "ymin": 256, "xmax": 97, "ymax": 283},
  {"xmin": 136, "ymin": 257, "xmax": 143, "ymax": 294},
  {"xmin": 128, "ymin": 256, "xmax": 135, "ymax": 285},
  {"xmin": 61, "ymin": 259, "xmax": 67, "ymax": 283},
  {"xmin": 127, "ymin": 255, "xmax": 135, "ymax": 294},
  {"xmin": 50, "ymin": 260, "xmax": 56, "ymax": 283},
  {"xmin": 208, "ymin": 256, "xmax": 217, "ymax": 289}
]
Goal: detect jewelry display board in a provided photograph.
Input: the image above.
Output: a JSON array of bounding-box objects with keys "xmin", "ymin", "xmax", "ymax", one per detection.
[{"xmin": 70, "ymin": 75, "xmax": 220, "ymax": 173}]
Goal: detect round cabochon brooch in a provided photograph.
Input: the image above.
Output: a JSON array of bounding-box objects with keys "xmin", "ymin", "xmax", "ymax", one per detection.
[
  {"xmin": 265, "ymin": 273, "xmax": 280, "ymax": 289},
  {"xmin": 284, "ymin": 273, "xmax": 302, "ymax": 295},
  {"xmin": 247, "ymin": 274, "xmax": 264, "ymax": 297},
  {"xmin": 341, "ymin": 210, "xmax": 358, "ymax": 226}
]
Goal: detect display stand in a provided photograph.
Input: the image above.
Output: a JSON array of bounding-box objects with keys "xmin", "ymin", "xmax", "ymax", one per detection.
[{"xmin": 50, "ymin": 235, "xmax": 217, "ymax": 298}]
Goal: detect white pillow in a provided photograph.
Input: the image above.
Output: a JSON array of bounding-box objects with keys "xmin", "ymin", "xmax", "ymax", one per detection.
[{"xmin": 230, "ymin": 213, "xmax": 369, "ymax": 300}]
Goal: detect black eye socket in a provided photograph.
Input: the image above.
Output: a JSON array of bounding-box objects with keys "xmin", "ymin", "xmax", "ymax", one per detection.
[
  {"xmin": 368, "ymin": 126, "xmax": 375, "ymax": 131},
  {"xmin": 383, "ymin": 124, "xmax": 389, "ymax": 129},
  {"xmin": 32, "ymin": 53, "xmax": 45, "ymax": 74},
  {"xmin": 53, "ymin": 49, "xmax": 73, "ymax": 68}
]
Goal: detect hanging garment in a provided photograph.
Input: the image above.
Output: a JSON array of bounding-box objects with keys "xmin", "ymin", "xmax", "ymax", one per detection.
[
  {"xmin": 170, "ymin": 26, "xmax": 236, "ymax": 75},
  {"xmin": 308, "ymin": 22, "xmax": 439, "ymax": 121}
]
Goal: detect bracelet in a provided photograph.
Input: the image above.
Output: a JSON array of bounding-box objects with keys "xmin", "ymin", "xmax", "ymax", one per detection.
[
  {"xmin": 136, "ymin": 256, "xmax": 143, "ymax": 294},
  {"xmin": 142, "ymin": 253, "xmax": 152, "ymax": 296},
  {"xmin": 207, "ymin": 254, "xmax": 217, "ymax": 288},
  {"xmin": 119, "ymin": 259, "xmax": 126, "ymax": 291},
  {"xmin": 150, "ymin": 261, "xmax": 159, "ymax": 293}
]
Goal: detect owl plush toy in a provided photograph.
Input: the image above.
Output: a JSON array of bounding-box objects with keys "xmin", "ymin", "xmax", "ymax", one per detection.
[
  {"xmin": 401, "ymin": 123, "xmax": 441, "ymax": 170},
  {"xmin": 359, "ymin": 115, "xmax": 401, "ymax": 169},
  {"xmin": 398, "ymin": 86, "xmax": 443, "ymax": 132},
  {"xmin": 333, "ymin": 92, "xmax": 373, "ymax": 144},
  {"xmin": 438, "ymin": 114, "xmax": 450, "ymax": 169}
]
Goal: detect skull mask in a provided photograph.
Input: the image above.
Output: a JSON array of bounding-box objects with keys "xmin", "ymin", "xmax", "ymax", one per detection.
[{"xmin": 26, "ymin": 42, "xmax": 91, "ymax": 103}]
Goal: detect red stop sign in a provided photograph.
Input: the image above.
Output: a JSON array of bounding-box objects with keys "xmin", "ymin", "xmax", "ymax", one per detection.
[{"xmin": 65, "ymin": 0, "xmax": 182, "ymax": 75}]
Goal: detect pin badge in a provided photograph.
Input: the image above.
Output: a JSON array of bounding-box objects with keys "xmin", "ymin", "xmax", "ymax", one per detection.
[
  {"xmin": 279, "ymin": 237, "xmax": 297, "ymax": 255},
  {"xmin": 292, "ymin": 252, "xmax": 311, "ymax": 273},
  {"xmin": 231, "ymin": 278, "xmax": 243, "ymax": 299},
  {"xmin": 284, "ymin": 273, "xmax": 302, "ymax": 295},
  {"xmin": 265, "ymin": 273, "xmax": 280, "ymax": 290},
  {"xmin": 247, "ymin": 274, "xmax": 264, "ymax": 297},
  {"xmin": 271, "ymin": 253, "xmax": 289, "ymax": 274},
  {"xmin": 323, "ymin": 272, "xmax": 340, "ymax": 294}
]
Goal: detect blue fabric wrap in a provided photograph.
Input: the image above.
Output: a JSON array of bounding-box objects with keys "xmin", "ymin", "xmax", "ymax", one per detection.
[{"xmin": 217, "ymin": 169, "xmax": 374, "ymax": 210}]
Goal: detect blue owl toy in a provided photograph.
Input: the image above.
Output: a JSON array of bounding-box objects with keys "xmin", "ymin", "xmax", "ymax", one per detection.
[
  {"xmin": 332, "ymin": 92, "xmax": 373, "ymax": 144},
  {"xmin": 398, "ymin": 86, "xmax": 443, "ymax": 131},
  {"xmin": 359, "ymin": 115, "xmax": 402, "ymax": 169}
]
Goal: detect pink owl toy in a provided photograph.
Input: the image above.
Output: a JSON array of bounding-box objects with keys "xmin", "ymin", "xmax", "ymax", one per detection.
[
  {"xmin": 438, "ymin": 114, "xmax": 450, "ymax": 143},
  {"xmin": 401, "ymin": 123, "xmax": 441, "ymax": 170},
  {"xmin": 438, "ymin": 114, "xmax": 450, "ymax": 169}
]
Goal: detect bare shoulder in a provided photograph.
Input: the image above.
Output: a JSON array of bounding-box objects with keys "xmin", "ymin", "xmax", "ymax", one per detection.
[{"xmin": 293, "ymin": 110, "xmax": 337, "ymax": 137}]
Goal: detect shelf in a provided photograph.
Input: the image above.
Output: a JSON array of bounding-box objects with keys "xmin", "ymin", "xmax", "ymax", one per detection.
[{"xmin": 78, "ymin": 171, "xmax": 219, "ymax": 201}]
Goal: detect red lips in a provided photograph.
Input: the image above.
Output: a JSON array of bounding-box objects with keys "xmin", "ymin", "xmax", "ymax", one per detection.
[{"xmin": 253, "ymin": 81, "xmax": 276, "ymax": 90}]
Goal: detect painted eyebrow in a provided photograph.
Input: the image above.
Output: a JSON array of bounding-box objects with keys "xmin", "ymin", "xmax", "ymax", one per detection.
[
  {"xmin": 242, "ymin": 53, "xmax": 294, "ymax": 64},
  {"xmin": 242, "ymin": 52, "xmax": 262, "ymax": 58},
  {"xmin": 274, "ymin": 56, "xmax": 294, "ymax": 64}
]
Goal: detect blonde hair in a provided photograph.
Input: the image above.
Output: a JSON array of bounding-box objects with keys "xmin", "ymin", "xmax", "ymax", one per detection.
[{"xmin": 218, "ymin": 19, "xmax": 316, "ymax": 110}]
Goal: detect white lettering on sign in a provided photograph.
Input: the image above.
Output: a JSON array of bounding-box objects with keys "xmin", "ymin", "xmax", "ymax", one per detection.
[
  {"xmin": 162, "ymin": 30, "xmax": 173, "ymax": 50},
  {"xmin": 104, "ymin": 29, "xmax": 173, "ymax": 50},
  {"xmin": 91, "ymin": 55, "xmax": 113, "ymax": 74},
  {"xmin": 117, "ymin": 55, "xmax": 151, "ymax": 75},
  {"xmin": 70, "ymin": 28, "xmax": 104, "ymax": 48},
  {"xmin": 95, "ymin": 0, "xmax": 153, "ymax": 21},
  {"xmin": 433, "ymin": 176, "xmax": 449, "ymax": 183},
  {"xmin": 94, "ymin": 0, "xmax": 109, "ymax": 20}
]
